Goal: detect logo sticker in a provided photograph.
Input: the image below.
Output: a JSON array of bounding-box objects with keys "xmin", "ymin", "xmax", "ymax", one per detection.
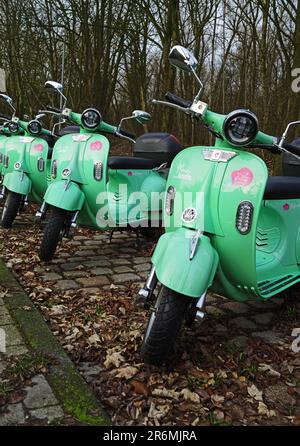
[
  {"xmin": 90, "ymin": 141, "xmax": 102, "ymax": 151},
  {"xmin": 34, "ymin": 143, "xmax": 43, "ymax": 152},
  {"xmin": 72, "ymin": 134, "xmax": 91, "ymax": 142},
  {"xmin": 182, "ymin": 207, "xmax": 197, "ymax": 223},
  {"xmin": 231, "ymin": 167, "xmax": 253, "ymax": 186}
]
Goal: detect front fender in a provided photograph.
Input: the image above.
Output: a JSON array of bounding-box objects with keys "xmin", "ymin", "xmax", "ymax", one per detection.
[
  {"xmin": 3, "ymin": 171, "xmax": 31, "ymax": 195},
  {"xmin": 152, "ymin": 229, "xmax": 219, "ymax": 298},
  {"xmin": 44, "ymin": 180, "xmax": 85, "ymax": 211}
]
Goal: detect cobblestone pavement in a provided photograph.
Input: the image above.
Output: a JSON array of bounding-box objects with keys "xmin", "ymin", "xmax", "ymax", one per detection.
[{"xmin": 0, "ymin": 299, "xmax": 65, "ymax": 425}]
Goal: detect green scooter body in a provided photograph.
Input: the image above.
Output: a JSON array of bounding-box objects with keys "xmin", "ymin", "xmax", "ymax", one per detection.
[
  {"xmin": 44, "ymin": 131, "xmax": 166, "ymax": 227},
  {"xmin": 153, "ymin": 110, "xmax": 300, "ymax": 302},
  {"xmin": 2, "ymin": 134, "xmax": 51, "ymax": 202}
]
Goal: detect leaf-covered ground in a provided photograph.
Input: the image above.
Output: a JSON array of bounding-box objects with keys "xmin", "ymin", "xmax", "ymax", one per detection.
[{"xmin": 0, "ymin": 207, "xmax": 300, "ymax": 426}]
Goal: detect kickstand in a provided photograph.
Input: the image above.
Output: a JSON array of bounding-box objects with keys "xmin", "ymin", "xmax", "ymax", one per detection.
[{"xmin": 109, "ymin": 229, "xmax": 115, "ymax": 244}]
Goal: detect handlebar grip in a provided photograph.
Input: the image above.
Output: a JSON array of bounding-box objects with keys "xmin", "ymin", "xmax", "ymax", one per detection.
[
  {"xmin": 46, "ymin": 105, "xmax": 62, "ymax": 113},
  {"xmin": 282, "ymin": 141, "xmax": 300, "ymax": 157},
  {"xmin": 0, "ymin": 112, "xmax": 10, "ymax": 120},
  {"xmin": 165, "ymin": 92, "xmax": 192, "ymax": 108},
  {"xmin": 118, "ymin": 129, "xmax": 136, "ymax": 140}
]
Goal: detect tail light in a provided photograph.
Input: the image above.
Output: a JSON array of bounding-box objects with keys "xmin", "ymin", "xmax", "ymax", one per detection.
[
  {"xmin": 165, "ymin": 185, "xmax": 176, "ymax": 216},
  {"xmin": 51, "ymin": 160, "xmax": 58, "ymax": 178},
  {"xmin": 38, "ymin": 158, "xmax": 45, "ymax": 172},
  {"xmin": 94, "ymin": 161, "xmax": 103, "ymax": 181},
  {"xmin": 236, "ymin": 201, "xmax": 254, "ymax": 234}
]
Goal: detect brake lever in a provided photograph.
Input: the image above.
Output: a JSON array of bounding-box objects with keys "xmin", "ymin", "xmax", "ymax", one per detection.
[
  {"xmin": 152, "ymin": 99, "xmax": 190, "ymax": 114},
  {"xmin": 38, "ymin": 109, "xmax": 61, "ymax": 117}
]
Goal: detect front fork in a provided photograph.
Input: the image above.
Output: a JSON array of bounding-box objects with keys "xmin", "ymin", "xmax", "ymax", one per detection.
[{"xmin": 137, "ymin": 265, "xmax": 207, "ymax": 319}]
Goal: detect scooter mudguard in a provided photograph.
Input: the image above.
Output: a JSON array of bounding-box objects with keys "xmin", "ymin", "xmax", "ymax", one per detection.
[
  {"xmin": 152, "ymin": 228, "xmax": 219, "ymax": 298},
  {"xmin": 44, "ymin": 180, "xmax": 85, "ymax": 211},
  {"xmin": 3, "ymin": 171, "xmax": 31, "ymax": 195}
]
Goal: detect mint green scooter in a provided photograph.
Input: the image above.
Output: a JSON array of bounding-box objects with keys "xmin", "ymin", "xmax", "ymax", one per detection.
[
  {"xmin": 139, "ymin": 46, "xmax": 300, "ymax": 365},
  {"xmin": 0, "ymin": 93, "xmax": 60, "ymax": 228},
  {"xmin": 37, "ymin": 81, "xmax": 181, "ymax": 261}
]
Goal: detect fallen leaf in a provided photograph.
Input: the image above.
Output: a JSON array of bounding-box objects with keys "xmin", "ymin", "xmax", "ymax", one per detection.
[
  {"xmin": 258, "ymin": 364, "xmax": 281, "ymax": 377},
  {"xmin": 152, "ymin": 388, "xmax": 180, "ymax": 399},
  {"xmin": 87, "ymin": 333, "xmax": 101, "ymax": 346},
  {"xmin": 104, "ymin": 351, "xmax": 125, "ymax": 369},
  {"xmin": 148, "ymin": 401, "xmax": 170, "ymax": 420},
  {"xmin": 115, "ymin": 366, "xmax": 138, "ymax": 380},
  {"xmin": 130, "ymin": 379, "xmax": 150, "ymax": 397},
  {"xmin": 211, "ymin": 394, "xmax": 225, "ymax": 407},
  {"xmin": 258, "ymin": 401, "xmax": 276, "ymax": 418},
  {"xmin": 248, "ymin": 384, "xmax": 263, "ymax": 401},
  {"xmin": 181, "ymin": 388, "xmax": 200, "ymax": 403}
]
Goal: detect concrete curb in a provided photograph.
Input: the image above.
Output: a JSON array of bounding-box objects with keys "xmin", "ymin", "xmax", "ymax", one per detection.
[{"xmin": 0, "ymin": 259, "xmax": 110, "ymax": 426}]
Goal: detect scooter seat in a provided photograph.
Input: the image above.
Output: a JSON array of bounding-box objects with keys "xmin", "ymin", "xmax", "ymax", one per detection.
[
  {"xmin": 108, "ymin": 156, "xmax": 158, "ymax": 169},
  {"xmin": 264, "ymin": 176, "xmax": 300, "ymax": 200}
]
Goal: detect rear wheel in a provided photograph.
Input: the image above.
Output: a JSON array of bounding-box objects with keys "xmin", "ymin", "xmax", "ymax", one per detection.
[
  {"xmin": 0, "ymin": 191, "xmax": 22, "ymax": 228},
  {"xmin": 141, "ymin": 286, "xmax": 193, "ymax": 366},
  {"xmin": 39, "ymin": 206, "xmax": 67, "ymax": 261}
]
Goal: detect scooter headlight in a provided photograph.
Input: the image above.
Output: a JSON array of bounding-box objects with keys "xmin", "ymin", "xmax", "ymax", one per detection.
[
  {"xmin": 165, "ymin": 185, "xmax": 176, "ymax": 216},
  {"xmin": 28, "ymin": 120, "xmax": 42, "ymax": 135},
  {"xmin": 236, "ymin": 201, "xmax": 254, "ymax": 234},
  {"xmin": 81, "ymin": 108, "xmax": 102, "ymax": 130},
  {"xmin": 8, "ymin": 121, "xmax": 20, "ymax": 134},
  {"xmin": 223, "ymin": 109, "xmax": 258, "ymax": 146}
]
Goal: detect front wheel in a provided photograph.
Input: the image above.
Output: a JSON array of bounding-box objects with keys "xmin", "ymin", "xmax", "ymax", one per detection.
[
  {"xmin": 0, "ymin": 191, "xmax": 22, "ymax": 228},
  {"xmin": 39, "ymin": 206, "xmax": 68, "ymax": 261},
  {"xmin": 140, "ymin": 286, "xmax": 193, "ymax": 366}
]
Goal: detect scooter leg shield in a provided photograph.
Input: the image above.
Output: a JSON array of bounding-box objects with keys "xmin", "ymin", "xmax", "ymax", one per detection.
[
  {"xmin": 3, "ymin": 171, "xmax": 31, "ymax": 196},
  {"xmin": 44, "ymin": 181, "xmax": 85, "ymax": 212},
  {"xmin": 152, "ymin": 229, "xmax": 219, "ymax": 298}
]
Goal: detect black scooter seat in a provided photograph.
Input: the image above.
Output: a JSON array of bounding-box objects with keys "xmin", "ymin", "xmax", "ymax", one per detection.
[
  {"xmin": 108, "ymin": 156, "xmax": 159, "ymax": 169},
  {"xmin": 264, "ymin": 176, "xmax": 300, "ymax": 200}
]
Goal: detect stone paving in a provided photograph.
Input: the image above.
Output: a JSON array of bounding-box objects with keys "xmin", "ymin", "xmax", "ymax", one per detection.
[{"xmin": 0, "ymin": 295, "xmax": 65, "ymax": 425}]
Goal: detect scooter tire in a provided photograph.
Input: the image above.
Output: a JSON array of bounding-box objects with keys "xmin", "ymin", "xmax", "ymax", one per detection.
[
  {"xmin": 141, "ymin": 286, "xmax": 193, "ymax": 366},
  {"xmin": 0, "ymin": 191, "xmax": 22, "ymax": 228},
  {"xmin": 39, "ymin": 207, "xmax": 67, "ymax": 262}
]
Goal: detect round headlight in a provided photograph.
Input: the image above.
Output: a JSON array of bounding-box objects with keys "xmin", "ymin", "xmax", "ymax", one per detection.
[
  {"xmin": 81, "ymin": 108, "xmax": 102, "ymax": 130},
  {"xmin": 223, "ymin": 109, "xmax": 258, "ymax": 146},
  {"xmin": 28, "ymin": 120, "xmax": 42, "ymax": 135},
  {"xmin": 8, "ymin": 121, "xmax": 20, "ymax": 134}
]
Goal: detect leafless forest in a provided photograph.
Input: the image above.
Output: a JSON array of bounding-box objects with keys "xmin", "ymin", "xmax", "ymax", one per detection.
[{"xmin": 0, "ymin": 0, "xmax": 299, "ymax": 148}]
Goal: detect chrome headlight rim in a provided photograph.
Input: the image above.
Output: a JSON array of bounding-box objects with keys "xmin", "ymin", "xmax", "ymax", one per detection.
[
  {"xmin": 81, "ymin": 108, "xmax": 102, "ymax": 130},
  {"xmin": 223, "ymin": 109, "xmax": 259, "ymax": 147},
  {"xmin": 27, "ymin": 119, "xmax": 42, "ymax": 135}
]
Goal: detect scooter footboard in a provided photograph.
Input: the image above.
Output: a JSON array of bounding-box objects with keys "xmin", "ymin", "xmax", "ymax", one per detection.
[
  {"xmin": 44, "ymin": 180, "xmax": 85, "ymax": 211},
  {"xmin": 152, "ymin": 229, "xmax": 219, "ymax": 298},
  {"xmin": 3, "ymin": 171, "xmax": 31, "ymax": 196}
]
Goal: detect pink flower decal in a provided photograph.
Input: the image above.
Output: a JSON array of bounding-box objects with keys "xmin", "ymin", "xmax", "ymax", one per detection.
[
  {"xmin": 128, "ymin": 171, "xmax": 133, "ymax": 176},
  {"xmin": 231, "ymin": 167, "xmax": 253, "ymax": 186},
  {"xmin": 283, "ymin": 203, "xmax": 290, "ymax": 211},
  {"xmin": 90, "ymin": 141, "xmax": 102, "ymax": 151},
  {"xmin": 34, "ymin": 144, "xmax": 43, "ymax": 152}
]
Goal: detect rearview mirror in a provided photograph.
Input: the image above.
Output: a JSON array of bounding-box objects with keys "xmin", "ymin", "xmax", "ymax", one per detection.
[
  {"xmin": 45, "ymin": 80, "xmax": 63, "ymax": 92},
  {"xmin": 0, "ymin": 93, "xmax": 13, "ymax": 104},
  {"xmin": 169, "ymin": 45, "xmax": 198, "ymax": 73},
  {"xmin": 132, "ymin": 110, "xmax": 151, "ymax": 125}
]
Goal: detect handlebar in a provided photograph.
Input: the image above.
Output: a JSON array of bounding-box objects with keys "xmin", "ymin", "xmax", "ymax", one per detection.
[
  {"xmin": 0, "ymin": 112, "xmax": 10, "ymax": 121},
  {"xmin": 165, "ymin": 92, "xmax": 192, "ymax": 109},
  {"xmin": 118, "ymin": 128, "xmax": 136, "ymax": 140},
  {"xmin": 46, "ymin": 105, "xmax": 62, "ymax": 114}
]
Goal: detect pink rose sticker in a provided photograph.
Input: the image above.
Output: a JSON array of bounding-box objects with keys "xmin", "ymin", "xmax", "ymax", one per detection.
[
  {"xmin": 231, "ymin": 167, "xmax": 253, "ymax": 186},
  {"xmin": 283, "ymin": 203, "xmax": 290, "ymax": 211},
  {"xmin": 34, "ymin": 144, "xmax": 43, "ymax": 152},
  {"xmin": 90, "ymin": 141, "xmax": 102, "ymax": 151},
  {"xmin": 128, "ymin": 171, "xmax": 133, "ymax": 176}
]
